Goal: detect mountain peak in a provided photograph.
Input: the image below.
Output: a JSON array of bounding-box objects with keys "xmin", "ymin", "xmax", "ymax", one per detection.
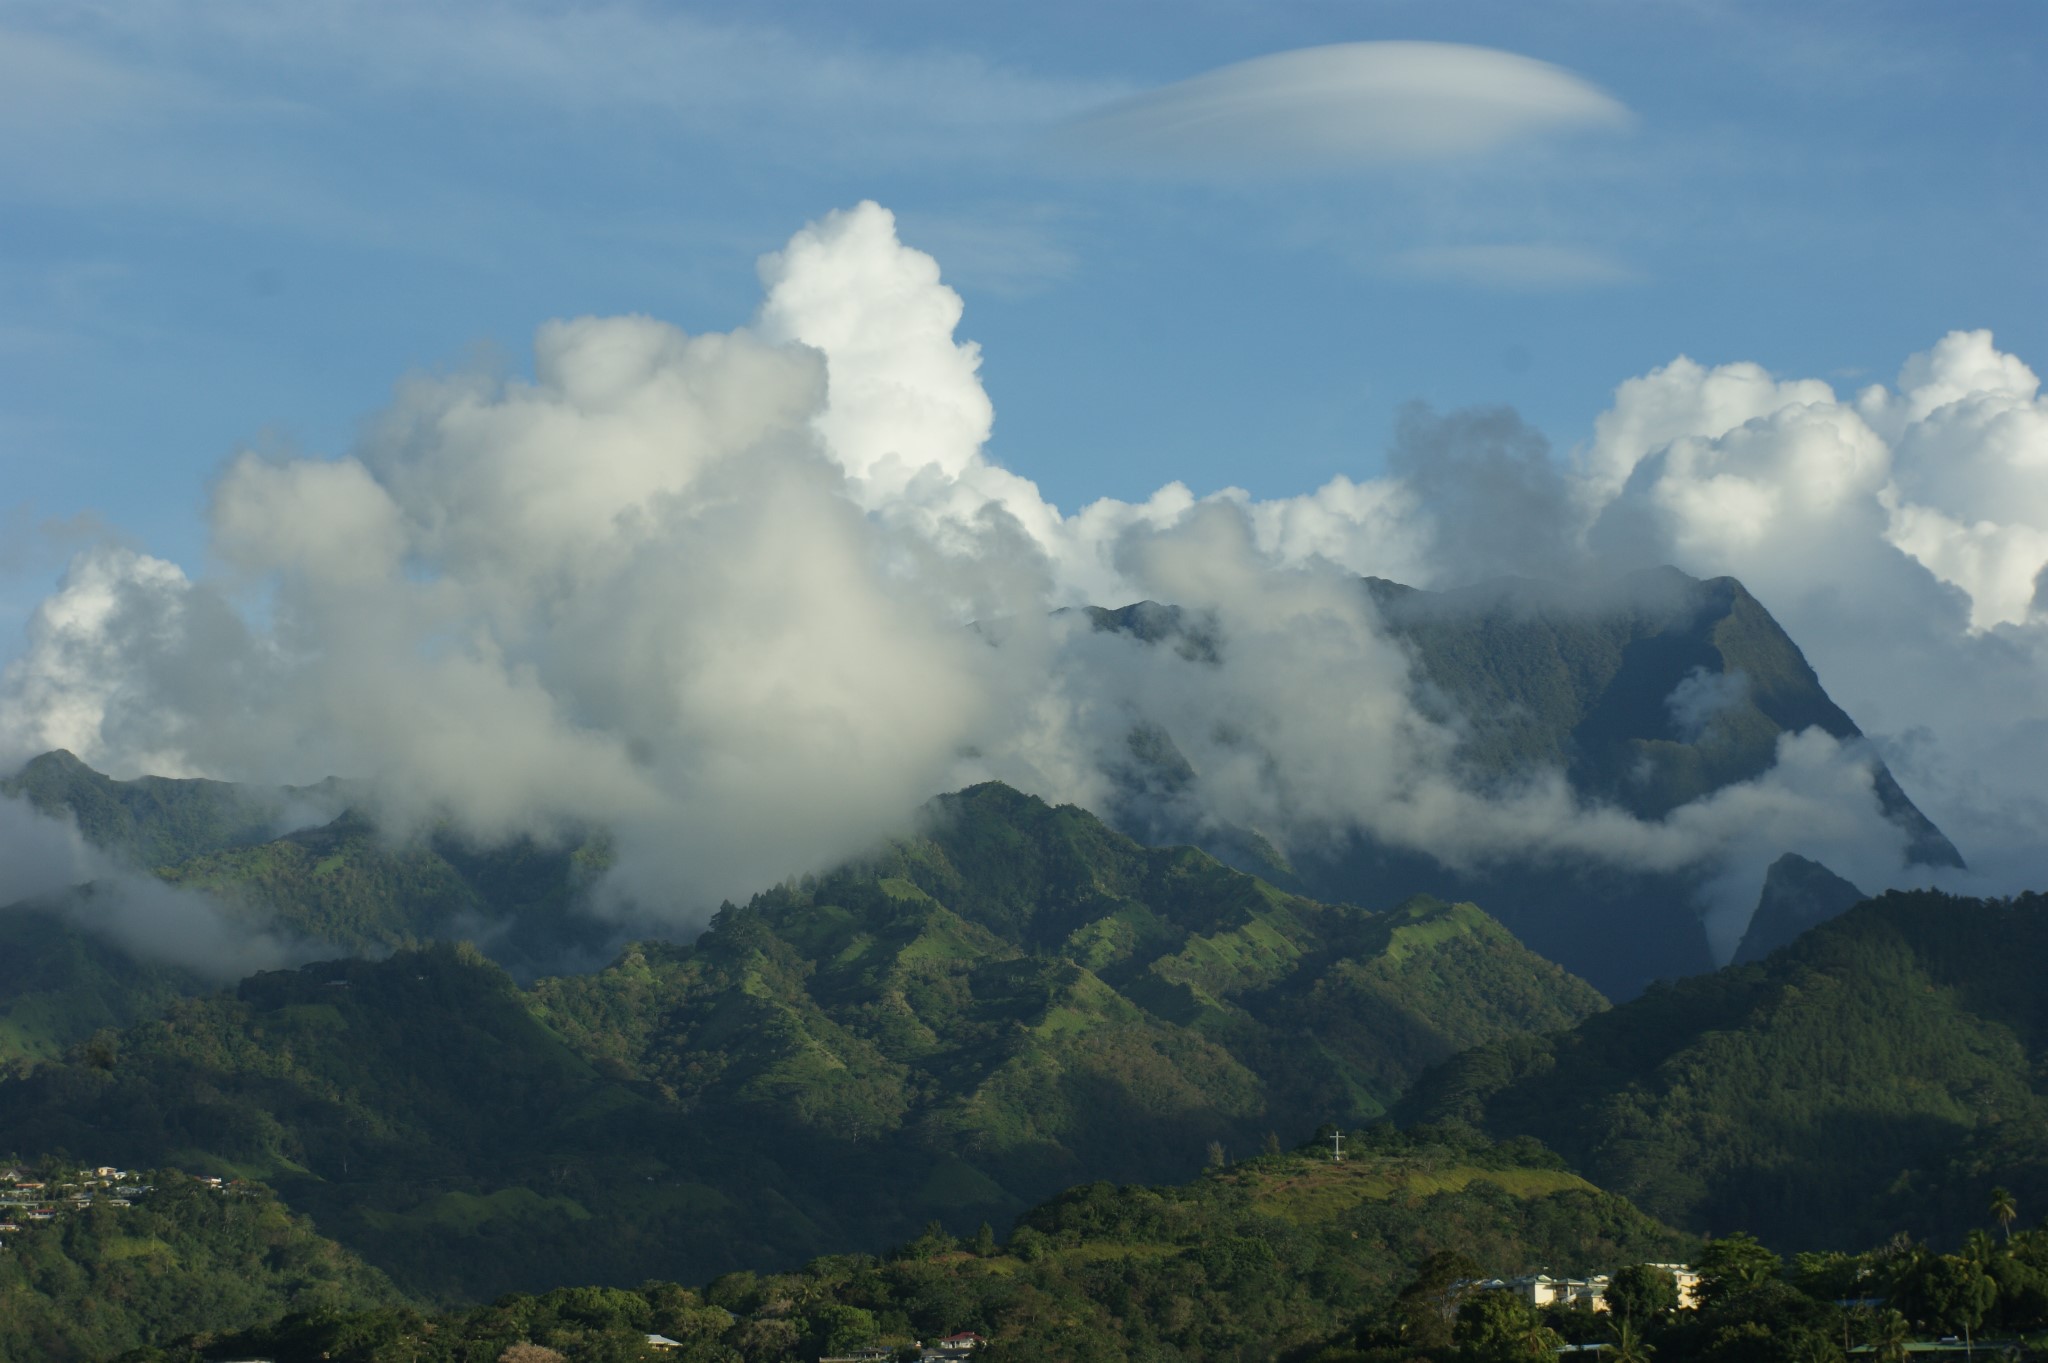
[{"xmin": 1731, "ymin": 853, "xmax": 1866, "ymax": 965}]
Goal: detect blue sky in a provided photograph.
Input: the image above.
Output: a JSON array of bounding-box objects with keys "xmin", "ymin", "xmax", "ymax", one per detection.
[{"xmin": 2, "ymin": 0, "xmax": 2040, "ymax": 590}]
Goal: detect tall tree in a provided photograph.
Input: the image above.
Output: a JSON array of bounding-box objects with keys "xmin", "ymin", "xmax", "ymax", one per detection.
[
  {"xmin": 1395, "ymin": 1250, "xmax": 1483, "ymax": 1348},
  {"xmin": 1696, "ymin": 1233, "xmax": 1783, "ymax": 1306},
  {"xmin": 1607, "ymin": 1264, "xmax": 1680, "ymax": 1322},
  {"xmin": 1991, "ymin": 1187, "xmax": 2019, "ymax": 1243},
  {"xmin": 1458, "ymin": 1292, "xmax": 1565, "ymax": 1363},
  {"xmin": 1873, "ymin": 1309, "xmax": 1912, "ymax": 1363}
]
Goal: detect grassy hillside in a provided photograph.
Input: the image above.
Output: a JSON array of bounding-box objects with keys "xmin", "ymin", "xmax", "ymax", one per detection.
[{"xmin": 1398, "ymin": 888, "xmax": 2048, "ymax": 1249}]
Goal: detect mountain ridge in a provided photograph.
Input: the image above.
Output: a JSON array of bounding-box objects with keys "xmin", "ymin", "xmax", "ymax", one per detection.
[{"xmin": 0, "ymin": 783, "xmax": 1604, "ymax": 1300}]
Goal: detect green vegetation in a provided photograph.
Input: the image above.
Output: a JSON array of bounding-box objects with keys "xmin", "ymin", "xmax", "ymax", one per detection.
[
  {"xmin": 140, "ymin": 1128, "xmax": 1688, "ymax": 1363},
  {"xmin": 534, "ymin": 789, "xmax": 1603, "ymax": 1172},
  {"xmin": 4, "ymin": 749, "xmax": 617, "ymax": 982},
  {"xmin": 0, "ymin": 907, "xmax": 206, "ymax": 1064},
  {"xmin": 1333, "ymin": 1220, "xmax": 2048, "ymax": 1363},
  {"xmin": 15, "ymin": 1128, "xmax": 2048, "ymax": 1363},
  {"xmin": 0, "ymin": 1168, "xmax": 398, "ymax": 1362},
  {"xmin": 0, "ymin": 749, "xmax": 324, "ymax": 869},
  {"xmin": 154, "ymin": 811, "xmax": 617, "ymax": 969},
  {"xmin": 0, "ymin": 780, "xmax": 2040, "ymax": 1362},
  {"xmin": 1399, "ymin": 889, "xmax": 2048, "ymax": 1248},
  {"xmin": 0, "ymin": 942, "xmax": 749, "ymax": 1302},
  {"xmin": 0, "ymin": 785, "xmax": 1604, "ymax": 1303}
]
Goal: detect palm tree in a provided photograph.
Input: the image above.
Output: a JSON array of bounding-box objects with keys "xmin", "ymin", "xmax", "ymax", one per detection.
[
  {"xmin": 1874, "ymin": 1309, "xmax": 1912, "ymax": 1363},
  {"xmin": 1990, "ymin": 1186, "xmax": 2018, "ymax": 1243},
  {"xmin": 1795, "ymin": 1334, "xmax": 1844, "ymax": 1363},
  {"xmin": 1608, "ymin": 1317, "xmax": 1656, "ymax": 1363},
  {"xmin": 1512, "ymin": 1317, "xmax": 1565, "ymax": 1362}
]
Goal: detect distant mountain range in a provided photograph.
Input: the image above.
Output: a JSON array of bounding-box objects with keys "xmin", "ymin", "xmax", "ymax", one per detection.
[
  {"xmin": 1092, "ymin": 566, "xmax": 1959, "ymax": 997},
  {"xmin": 4, "ymin": 567, "xmax": 1958, "ymax": 1005}
]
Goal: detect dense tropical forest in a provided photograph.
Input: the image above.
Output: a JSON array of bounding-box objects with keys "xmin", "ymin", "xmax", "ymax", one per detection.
[
  {"xmin": 1399, "ymin": 889, "xmax": 2048, "ymax": 1248},
  {"xmin": 0, "ymin": 1166, "xmax": 397, "ymax": 1361}
]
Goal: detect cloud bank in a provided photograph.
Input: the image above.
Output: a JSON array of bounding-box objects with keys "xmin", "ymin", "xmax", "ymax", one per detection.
[{"xmin": 4, "ymin": 201, "xmax": 2046, "ymax": 963}]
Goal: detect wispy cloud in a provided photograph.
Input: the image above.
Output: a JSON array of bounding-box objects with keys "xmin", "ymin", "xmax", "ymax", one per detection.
[
  {"xmin": 1055, "ymin": 41, "xmax": 1632, "ymax": 178},
  {"xmin": 892, "ymin": 208, "xmax": 1079, "ymax": 299},
  {"xmin": 0, "ymin": 3, "xmax": 1122, "ymax": 263},
  {"xmin": 10, "ymin": 1, "xmax": 1117, "ymax": 164}
]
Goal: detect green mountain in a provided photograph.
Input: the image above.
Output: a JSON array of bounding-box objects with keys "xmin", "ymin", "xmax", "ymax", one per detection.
[
  {"xmin": 1397, "ymin": 888, "xmax": 2048, "ymax": 1250},
  {"xmin": 0, "ymin": 805, "xmax": 619, "ymax": 1065},
  {"xmin": 0, "ymin": 900, "xmax": 207, "ymax": 1065},
  {"xmin": 0, "ymin": 749, "xmax": 336, "ymax": 869},
  {"xmin": 4, "ymin": 749, "xmax": 619, "ymax": 979},
  {"xmin": 1091, "ymin": 567, "xmax": 1960, "ymax": 998},
  {"xmin": 0, "ymin": 785, "xmax": 1604, "ymax": 1302},
  {"xmin": 0, "ymin": 1167, "xmax": 399, "ymax": 1363},
  {"xmin": 9, "ymin": 566, "xmax": 1954, "ymax": 1010},
  {"xmin": 152, "ymin": 809, "xmax": 618, "ymax": 971},
  {"xmin": 191, "ymin": 1126, "xmax": 1690, "ymax": 1363},
  {"xmin": 534, "ymin": 784, "xmax": 1605, "ymax": 1175}
]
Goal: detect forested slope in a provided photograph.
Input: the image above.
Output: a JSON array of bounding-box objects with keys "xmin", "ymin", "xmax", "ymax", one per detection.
[
  {"xmin": 0, "ymin": 1170, "xmax": 397, "ymax": 1363},
  {"xmin": 1399, "ymin": 889, "xmax": 2048, "ymax": 1248},
  {"xmin": 0, "ymin": 785, "xmax": 1605, "ymax": 1302},
  {"xmin": 0, "ymin": 905, "xmax": 207, "ymax": 1064}
]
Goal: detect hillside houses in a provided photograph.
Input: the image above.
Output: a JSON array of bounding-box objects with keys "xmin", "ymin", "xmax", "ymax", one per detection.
[
  {"xmin": 0, "ymin": 1162, "xmax": 227, "ymax": 1250},
  {"xmin": 1468, "ymin": 1264, "xmax": 1702, "ymax": 1314},
  {"xmin": 1474, "ymin": 1273, "xmax": 1611, "ymax": 1311},
  {"xmin": 820, "ymin": 1330, "xmax": 984, "ymax": 1363}
]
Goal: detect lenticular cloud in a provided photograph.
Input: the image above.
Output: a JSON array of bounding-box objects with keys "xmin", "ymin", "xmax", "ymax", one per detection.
[{"xmin": 4, "ymin": 200, "xmax": 2048, "ymax": 940}]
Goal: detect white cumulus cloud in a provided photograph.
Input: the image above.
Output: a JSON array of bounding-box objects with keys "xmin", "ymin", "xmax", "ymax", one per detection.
[{"xmin": 3, "ymin": 202, "xmax": 2046, "ymax": 968}]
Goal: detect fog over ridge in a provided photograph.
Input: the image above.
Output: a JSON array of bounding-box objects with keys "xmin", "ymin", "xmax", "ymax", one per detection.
[
  {"xmin": 4, "ymin": 201, "xmax": 2046, "ymax": 965},
  {"xmin": 0, "ymin": 791, "xmax": 302, "ymax": 979}
]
